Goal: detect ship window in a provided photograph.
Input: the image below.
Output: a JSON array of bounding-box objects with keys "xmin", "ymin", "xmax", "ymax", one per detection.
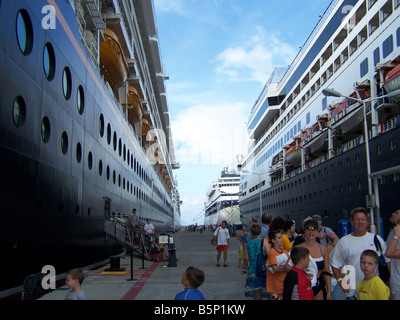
[
  {"xmin": 394, "ymin": 173, "xmax": 400, "ymax": 182},
  {"xmin": 43, "ymin": 43, "xmax": 55, "ymax": 81},
  {"xmin": 382, "ymin": 35, "xmax": 393, "ymax": 59},
  {"xmin": 118, "ymin": 138, "xmax": 122, "ymax": 156},
  {"xmin": 99, "ymin": 114, "xmax": 105, "ymax": 137},
  {"xmin": 306, "ymin": 112, "xmax": 310, "ymax": 124},
  {"xmin": 77, "ymin": 85, "xmax": 84, "ymax": 115},
  {"xmin": 377, "ymin": 144, "xmax": 383, "ymax": 155},
  {"xmin": 373, "ymin": 48, "xmax": 380, "ymax": 66},
  {"xmin": 357, "ymin": 180, "xmax": 362, "ymax": 190},
  {"xmin": 113, "ymin": 170, "xmax": 116, "ymax": 184},
  {"xmin": 389, "ymin": 139, "xmax": 396, "ymax": 150},
  {"xmin": 61, "ymin": 131, "xmax": 68, "ymax": 155},
  {"xmin": 397, "ymin": 27, "xmax": 400, "ymax": 47},
  {"xmin": 113, "ymin": 131, "xmax": 117, "ymax": 151},
  {"xmin": 98, "ymin": 160, "xmax": 103, "ymax": 176},
  {"xmin": 76, "ymin": 143, "xmax": 82, "ymax": 163},
  {"xmin": 41, "ymin": 117, "xmax": 51, "ymax": 143},
  {"xmin": 107, "ymin": 123, "xmax": 111, "ymax": 144},
  {"xmin": 106, "ymin": 165, "xmax": 110, "ymax": 180},
  {"xmin": 118, "ymin": 174, "xmax": 121, "ymax": 187},
  {"xmin": 12, "ymin": 96, "xmax": 26, "ymax": 128},
  {"xmin": 88, "ymin": 151, "xmax": 93, "ymax": 170},
  {"xmin": 360, "ymin": 58, "xmax": 369, "ymax": 77},
  {"xmin": 62, "ymin": 67, "xmax": 72, "ymax": 100},
  {"xmin": 16, "ymin": 9, "xmax": 33, "ymax": 55}
]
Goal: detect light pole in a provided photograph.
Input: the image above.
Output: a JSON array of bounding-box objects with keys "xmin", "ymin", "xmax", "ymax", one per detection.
[
  {"xmin": 322, "ymin": 88, "xmax": 400, "ymax": 235},
  {"xmin": 241, "ymin": 169, "xmax": 267, "ymax": 222}
]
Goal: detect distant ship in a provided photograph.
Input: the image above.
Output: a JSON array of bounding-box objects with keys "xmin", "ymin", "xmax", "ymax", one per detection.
[
  {"xmin": 239, "ymin": 0, "xmax": 400, "ymax": 237},
  {"xmin": 0, "ymin": 0, "xmax": 180, "ymax": 298},
  {"xmin": 204, "ymin": 167, "xmax": 241, "ymax": 226}
]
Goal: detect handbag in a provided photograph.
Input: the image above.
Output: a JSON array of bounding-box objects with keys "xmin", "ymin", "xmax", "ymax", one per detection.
[
  {"xmin": 211, "ymin": 227, "xmax": 220, "ymax": 246},
  {"xmin": 255, "ymin": 239, "xmax": 267, "ymax": 278},
  {"xmin": 374, "ymin": 235, "xmax": 390, "ymax": 285}
]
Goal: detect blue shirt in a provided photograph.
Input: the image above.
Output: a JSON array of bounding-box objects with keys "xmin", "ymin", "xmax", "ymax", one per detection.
[{"xmin": 175, "ymin": 288, "xmax": 205, "ymax": 300}]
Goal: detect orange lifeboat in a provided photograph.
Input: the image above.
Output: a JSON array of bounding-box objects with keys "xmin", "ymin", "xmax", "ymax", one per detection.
[
  {"xmin": 100, "ymin": 28, "xmax": 128, "ymax": 90},
  {"xmin": 127, "ymin": 86, "xmax": 143, "ymax": 125}
]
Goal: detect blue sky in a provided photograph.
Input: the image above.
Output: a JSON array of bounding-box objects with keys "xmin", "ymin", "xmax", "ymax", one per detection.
[{"xmin": 153, "ymin": 0, "xmax": 333, "ymax": 225}]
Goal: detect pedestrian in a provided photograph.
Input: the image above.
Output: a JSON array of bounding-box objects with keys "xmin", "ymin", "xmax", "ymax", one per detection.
[
  {"xmin": 330, "ymin": 207, "xmax": 389, "ymax": 300},
  {"xmin": 175, "ymin": 266, "xmax": 205, "ymax": 300},
  {"xmin": 266, "ymin": 229, "xmax": 291, "ymax": 300},
  {"xmin": 295, "ymin": 219, "xmax": 332, "ymax": 300},
  {"xmin": 237, "ymin": 225, "xmax": 249, "ymax": 270},
  {"xmin": 284, "ymin": 220, "xmax": 297, "ymax": 245},
  {"xmin": 213, "ymin": 220, "xmax": 230, "ymax": 267},
  {"xmin": 243, "ymin": 223, "xmax": 270, "ymax": 300},
  {"xmin": 357, "ymin": 250, "xmax": 390, "ymax": 300},
  {"xmin": 127, "ymin": 208, "xmax": 139, "ymax": 242},
  {"xmin": 386, "ymin": 208, "xmax": 400, "ymax": 245},
  {"xmin": 292, "ymin": 216, "xmax": 313, "ymax": 246},
  {"xmin": 283, "ymin": 246, "xmax": 314, "ymax": 300},
  {"xmin": 144, "ymin": 218, "xmax": 159, "ymax": 252},
  {"xmin": 385, "ymin": 219, "xmax": 400, "ymax": 300},
  {"xmin": 312, "ymin": 214, "xmax": 339, "ymax": 248},
  {"xmin": 246, "ymin": 213, "xmax": 272, "ymax": 242},
  {"xmin": 65, "ymin": 268, "xmax": 86, "ymax": 300},
  {"xmin": 264, "ymin": 216, "xmax": 292, "ymax": 252}
]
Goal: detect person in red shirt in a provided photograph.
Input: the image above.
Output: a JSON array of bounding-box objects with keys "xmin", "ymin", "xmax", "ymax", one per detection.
[{"xmin": 283, "ymin": 246, "xmax": 314, "ymax": 300}]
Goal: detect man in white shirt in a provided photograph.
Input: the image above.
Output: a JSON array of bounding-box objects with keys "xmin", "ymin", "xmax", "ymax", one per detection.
[
  {"xmin": 213, "ymin": 220, "xmax": 230, "ymax": 267},
  {"xmin": 330, "ymin": 207, "xmax": 389, "ymax": 299}
]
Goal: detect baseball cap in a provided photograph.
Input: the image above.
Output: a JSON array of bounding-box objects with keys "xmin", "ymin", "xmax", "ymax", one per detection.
[{"xmin": 312, "ymin": 214, "xmax": 322, "ymax": 221}]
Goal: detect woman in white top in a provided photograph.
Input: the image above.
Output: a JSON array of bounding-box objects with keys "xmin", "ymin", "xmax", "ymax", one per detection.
[{"xmin": 213, "ymin": 220, "xmax": 230, "ymax": 267}]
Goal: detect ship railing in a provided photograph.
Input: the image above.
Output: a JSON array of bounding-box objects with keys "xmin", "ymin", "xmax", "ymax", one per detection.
[
  {"xmin": 104, "ymin": 217, "xmax": 173, "ymax": 262},
  {"xmin": 378, "ymin": 116, "xmax": 398, "ymax": 134}
]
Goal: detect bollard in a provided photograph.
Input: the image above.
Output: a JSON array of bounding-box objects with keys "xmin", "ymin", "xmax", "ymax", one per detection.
[{"xmin": 105, "ymin": 255, "xmax": 125, "ymax": 272}]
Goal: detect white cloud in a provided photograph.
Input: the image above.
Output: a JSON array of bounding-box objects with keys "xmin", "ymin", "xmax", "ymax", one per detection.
[
  {"xmin": 214, "ymin": 27, "xmax": 297, "ymax": 83},
  {"xmin": 153, "ymin": 0, "xmax": 189, "ymax": 15},
  {"xmin": 171, "ymin": 102, "xmax": 248, "ymax": 166}
]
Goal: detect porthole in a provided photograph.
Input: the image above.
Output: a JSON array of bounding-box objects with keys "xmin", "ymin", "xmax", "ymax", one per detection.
[
  {"xmin": 16, "ymin": 9, "xmax": 33, "ymax": 55},
  {"xmin": 88, "ymin": 151, "xmax": 93, "ymax": 170},
  {"xmin": 41, "ymin": 117, "xmax": 51, "ymax": 143},
  {"xmin": 106, "ymin": 165, "xmax": 110, "ymax": 180},
  {"xmin": 107, "ymin": 123, "xmax": 111, "ymax": 145},
  {"xmin": 43, "ymin": 42, "xmax": 55, "ymax": 81},
  {"xmin": 113, "ymin": 170, "xmax": 116, "ymax": 184},
  {"xmin": 61, "ymin": 131, "xmax": 68, "ymax": 154},
  {"xmin": 13, "ymin": 96, "xmax": 26, "ymax": 128},
  {"xmin": 98, "ymin": 159, "xmax": 103, "ymax": 176},
  {"xmin": 62, "ymin": 67, "xmax": 72, "ymax": 100},
  {"xmin": 76, "ymin": 143, "xmax": 82, "ymax": 163},
  {"xmin": 118, "ymin": 138, "xmax": 122, "ymax": 156},
  {"xmin": 99, "ymin": 114, "xmax": 105, "ymax": 137},
  {"xmin": 113, "ymin": 132, "xmax": 117, "ymax": 151},
  {"xmin": 77, "ymin": 85, "xmax": 84, "ymax": 114}
]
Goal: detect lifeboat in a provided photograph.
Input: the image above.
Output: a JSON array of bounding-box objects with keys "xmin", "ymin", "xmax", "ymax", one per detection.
[
  {"xmin": 127, "ymin": 86, "xmax": 143, "ymax": 125},
  {"xmin": 384, "ymin": 63, "xmax": 400, "ymax": 93},
  {"xmin": 100, "ymin": 28, "xmax": 129, "ymax": 90},
  {"xmin": 283, "ymin": 135, "xmax": 302, "ymax": 166}
]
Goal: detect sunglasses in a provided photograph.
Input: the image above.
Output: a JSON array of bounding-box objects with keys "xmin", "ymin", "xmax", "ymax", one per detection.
[{"xmin": 306, "ymin": 227, "xmax": 317, "ymax": 231}]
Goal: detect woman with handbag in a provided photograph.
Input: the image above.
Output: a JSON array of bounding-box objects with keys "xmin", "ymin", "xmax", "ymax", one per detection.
[{"xmin": 244, "ymin": 223, "xmax": 270, "ymax": 300}]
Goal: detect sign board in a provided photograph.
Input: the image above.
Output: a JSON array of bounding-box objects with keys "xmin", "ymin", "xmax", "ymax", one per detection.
[
  {"xmin": 366, "ymin": 194, "xmax": 375, "ymax": 209},
  {"xmin": 159, "ymin": 235, "xmax": 168, "ymax": 244}
]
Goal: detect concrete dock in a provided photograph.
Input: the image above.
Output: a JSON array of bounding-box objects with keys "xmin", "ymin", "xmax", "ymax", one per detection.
[{"xmin": 39, "ymin": 229, "xmax": 251, "ymax": 300}]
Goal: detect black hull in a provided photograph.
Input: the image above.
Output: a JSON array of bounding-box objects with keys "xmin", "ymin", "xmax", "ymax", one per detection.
[
  {"xmin": 0, "ymin": 0, "xmax": 174, "ymax": 296},
  {"xmin": 240, "ymin": 126, "xmax": 400, "ymax": 237}
]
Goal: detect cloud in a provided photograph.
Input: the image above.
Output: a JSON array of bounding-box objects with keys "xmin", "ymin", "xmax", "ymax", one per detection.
[
  {"xmin": 171, "ymin": 102, "xmax": 248, "ymax": 166},
  {"xmin": 214, "ymin": 27, "xmax": 297, "ymax": 83},
  {"xmin": 153, "ymin": 0, "xmax": 189, "ymax": 15}
]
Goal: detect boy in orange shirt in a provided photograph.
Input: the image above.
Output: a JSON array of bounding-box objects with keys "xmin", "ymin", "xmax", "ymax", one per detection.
[{"xmin": 266, "ymin": 230, "xmax": 291, "ymax": 300}]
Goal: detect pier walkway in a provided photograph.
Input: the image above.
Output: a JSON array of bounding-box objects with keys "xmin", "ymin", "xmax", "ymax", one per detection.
[{"xmin": 39, "ymin": 229, "xmax": 251, "ymax": 300}]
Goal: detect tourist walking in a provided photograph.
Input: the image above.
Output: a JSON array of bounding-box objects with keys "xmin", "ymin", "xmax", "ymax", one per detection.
[
  {"xmin": 385, "ymin": 219, "xmax": 400, "ymax": 300},
  {"xmin": 213, "ymin": 220, "xmax": 230, "ymax": 267}
]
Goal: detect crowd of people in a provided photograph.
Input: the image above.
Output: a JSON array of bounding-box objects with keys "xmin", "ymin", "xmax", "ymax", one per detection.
[{"xmin": 215, "ymin": 207, "xmax": 400, "ymax": 300}]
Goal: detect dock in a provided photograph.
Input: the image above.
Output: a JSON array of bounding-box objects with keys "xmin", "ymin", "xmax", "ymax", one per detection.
[{"xmin": 39, "ymin": 229, "xmax": 251, "ymax": 300}]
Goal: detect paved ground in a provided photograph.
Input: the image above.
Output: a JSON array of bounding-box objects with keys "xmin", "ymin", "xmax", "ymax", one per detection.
[{"xmin": 39, "ymin": 229, "xmax": 251, "ymax": 300}]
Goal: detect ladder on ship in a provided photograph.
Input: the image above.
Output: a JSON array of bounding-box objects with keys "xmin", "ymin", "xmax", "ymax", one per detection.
[{"xmin": 104, "ymin": 217, "xmax": 172, "ymax": 263}]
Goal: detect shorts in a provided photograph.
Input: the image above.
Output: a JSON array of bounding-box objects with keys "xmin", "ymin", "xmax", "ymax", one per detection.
[{"xmin": 216, "ymin": 245, "xmax": 228, "ymax": 251}]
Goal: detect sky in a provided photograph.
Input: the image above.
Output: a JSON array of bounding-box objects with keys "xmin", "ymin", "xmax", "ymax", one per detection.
[{"xmin": 152, "ymin": 0, "xmax": 333, "ymax": 225}]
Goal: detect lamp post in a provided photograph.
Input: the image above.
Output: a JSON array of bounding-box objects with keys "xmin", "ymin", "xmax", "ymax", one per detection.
[
  {"xmin": 322, "ymin": 88, "xmax": 400, "ymax": 235},
  {"xmin": 241, "ymin": 169, "xmax": 266, "ymax": 222}
]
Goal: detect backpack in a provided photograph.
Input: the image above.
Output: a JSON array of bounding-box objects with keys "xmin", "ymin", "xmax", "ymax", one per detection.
[
  {"xmin": 373, "ymin": 235, "xmax": 390, "ymax": 285},
  {"xmin": 255, "ymin": 239, "xmax": 267, "ymax": 278}
]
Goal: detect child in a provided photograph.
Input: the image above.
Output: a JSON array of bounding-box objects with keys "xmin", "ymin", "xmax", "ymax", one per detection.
[
  {"xmin": 175, "ymin": 266, "xmax": 205, "ymax": 300},
  {"xmin": 266, "ymin": 230, "xmax": 291, "ymax": 300},
  {"xmin": 283, "ymin": 247, "xmax": 314, "ymax": 300},
  {"xmin": 356, "ymin": 250, "xmax": 390, "ymax": 300},
  {"xmin": 65, "ymin": 268, "xmax": 87, "ymax": 300}
]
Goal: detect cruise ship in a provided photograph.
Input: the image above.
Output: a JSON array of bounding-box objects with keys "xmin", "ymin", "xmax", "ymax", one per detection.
[
  {"xmin": 239, "ymin": 0, "xmax": 400, "ymax": 237},
  {"xmin": 0, "ymin": 0, "xmax": 179, "ymax": 298},
  {"xmin": 204, "ymin": 167, "xmax": 241, "ymax": 226}
]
